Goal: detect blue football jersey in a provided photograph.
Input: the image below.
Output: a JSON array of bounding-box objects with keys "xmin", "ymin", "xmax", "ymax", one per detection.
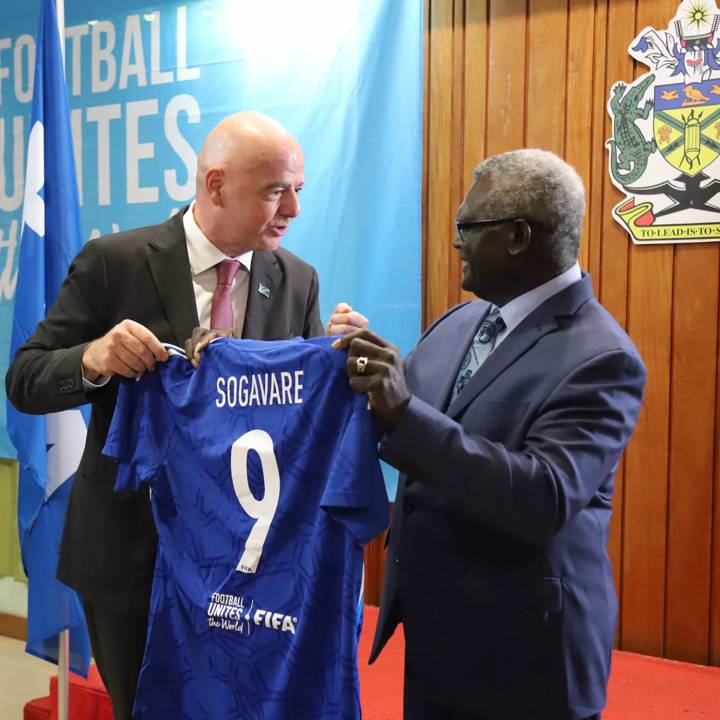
[{"xmin": 103, "ymin": 336, "xmax": 388, "ymax": 720}]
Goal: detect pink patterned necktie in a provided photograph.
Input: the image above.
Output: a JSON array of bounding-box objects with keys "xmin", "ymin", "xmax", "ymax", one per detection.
[{"xmin": 210, "ymin": 259, "xmax": 242, "ymax": 330}]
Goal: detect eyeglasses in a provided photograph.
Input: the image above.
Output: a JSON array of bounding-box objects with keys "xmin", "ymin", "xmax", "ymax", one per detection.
[{"xmin": 455, "ymin": 217, "xmax": 524, "ymax": 243}]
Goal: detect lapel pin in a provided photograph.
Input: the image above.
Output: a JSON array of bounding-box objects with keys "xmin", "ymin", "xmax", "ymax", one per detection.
[{"xmin": 258, "ymin": 283, "xmax": 271, "ymax": 298}]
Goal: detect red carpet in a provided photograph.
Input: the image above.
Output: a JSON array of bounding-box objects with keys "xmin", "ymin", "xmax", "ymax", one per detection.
[
  {"xmin": 23, "ymin": 606, "xmax": 720, "ymax": 718},
  {"xmin": 358, "ymin": 605, "xmax": 720, "ymax": 720}
]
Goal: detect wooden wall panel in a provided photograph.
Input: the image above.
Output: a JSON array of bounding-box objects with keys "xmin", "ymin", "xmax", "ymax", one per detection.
[
  {"xmin": 566, "ymin": 0, "xmax": 599, "ymax": 275},
  {"xmin": 713, "ymin": 334, "xmax": 720, "ymax": 665},
  {"xmin": 622, "ymin": 247, "xmax": 673, "ymax": 658},
  {"xmin": 596, "ymin": 0, "xmax": 636, "ymax": 642},
  {"xmin": 665, "ymin": 245, "xmax": 718, "ymax": 663},
  {"xmin": 0, "ymin": 613, "xmax": 26, "ymax": 641},
  {"xmin": 361, "ymin": 0, "xmax": 720, "ymax": 667},
  {"xmin": 598, "ymin": 0, "xmax": 633, "ymax": 325},
  {"xmin": 486, "ymin": 1, "xmax": 526, "ymax": 154},
  {"xmin": 363, "ymin": 537, "xmax": 381, "ymax": 606},
  {"xmin": 586, "ymin": 0, "xmax": 608, "ymax": 285},
  {"xmin": 458, "ymin": 1, "xmax": 489, "ymax": 306},
  {"xmin": 448, "ymin": 0, "xmax": 469, "ymax": 309},
  {"xmin": 526, "ymin": 0, "xmax": 567, "ymax": 153},
  {"xmin": 425, "ymin": 0, "xmax": 455, "ymax": 327},
  {"xmin": 462, "ymin": 1, "xmax": 488, "ymax": 194},
  {"xmin": 620, "ymin": 0, "xmax": 677, "ymax": 659}
]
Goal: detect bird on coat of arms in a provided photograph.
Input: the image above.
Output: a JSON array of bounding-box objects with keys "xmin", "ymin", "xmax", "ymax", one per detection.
[{"xmin": 682, "ymin": 84, "xmax": 710, "ymax": 105}]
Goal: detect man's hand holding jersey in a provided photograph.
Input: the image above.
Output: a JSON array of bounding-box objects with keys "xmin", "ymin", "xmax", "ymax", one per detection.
[
  {"xmin": 82, "ymin": 319, "xmax": 168, "ymax": 382},
  {"xmin": 325, "ymin": 302, "xmax": 369, "ymax": 336},
  {"xmin": 184, "ymin": 327, "xmax": 236, "ymax": 368},
  {"xmin": 333, "ymin": 329, "xmax": 411, "ymax": 428}
]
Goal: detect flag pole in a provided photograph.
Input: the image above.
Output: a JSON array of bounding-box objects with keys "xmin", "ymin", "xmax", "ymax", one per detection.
[
  {"xmin": 52, "ymin": 2, "xmax": 70, "ymax": 717},
  {"xmin": 58, "ymin": 631, "xmax": 69, "ymax": 720}
]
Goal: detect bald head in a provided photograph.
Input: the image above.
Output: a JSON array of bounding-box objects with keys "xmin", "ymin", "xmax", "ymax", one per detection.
[
  {"xmin": 197, "ymin": 112, "xmax": 301, "ymax": 186},
  {"xmin": 194, "ymin": 112, "xmax": 305, "ymax": 256}
]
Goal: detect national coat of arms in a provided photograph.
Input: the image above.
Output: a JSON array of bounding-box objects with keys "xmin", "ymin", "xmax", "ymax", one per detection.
[{"xmin": 608, "ymin": 1, "xmax": 720, "ymax": 243}]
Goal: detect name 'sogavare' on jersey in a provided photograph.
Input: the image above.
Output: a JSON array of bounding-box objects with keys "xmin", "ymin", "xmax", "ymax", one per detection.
[{"xmin": 103, "ymin": 336, "xmax": 389, "ymax": 720}]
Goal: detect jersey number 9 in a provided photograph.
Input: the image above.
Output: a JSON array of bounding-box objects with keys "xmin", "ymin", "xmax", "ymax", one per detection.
[{"xmin": 231, "ymin": 429, "xmax": 281, "ymax": 573}]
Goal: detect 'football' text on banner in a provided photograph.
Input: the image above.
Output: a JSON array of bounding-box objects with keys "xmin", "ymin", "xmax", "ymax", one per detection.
[{"xmin": 0, "ymin": 0, "xmax": 424, "ymax": 467}]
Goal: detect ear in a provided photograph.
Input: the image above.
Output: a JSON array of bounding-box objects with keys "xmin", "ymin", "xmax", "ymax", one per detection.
[
  {"xmin": 508, "ymin": 219, "xmax": 531, "ymax": 256},
  {"xmin": 205, "ymin": 168, "xmax": 225, "ymax": 206}
]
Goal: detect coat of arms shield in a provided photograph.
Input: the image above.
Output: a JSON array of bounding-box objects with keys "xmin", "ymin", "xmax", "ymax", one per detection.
[{"xmin": 608, "ymin": 1, "xmax": 720, "ymax": 243}]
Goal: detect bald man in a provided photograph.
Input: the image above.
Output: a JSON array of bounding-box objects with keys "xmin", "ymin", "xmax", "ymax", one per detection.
[{"xmin": 6, "ymin": 111, "xmax": 367, "ymax": 719}]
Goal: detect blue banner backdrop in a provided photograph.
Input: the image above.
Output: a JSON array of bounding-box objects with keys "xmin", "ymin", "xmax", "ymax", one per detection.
[{"xmin": 0, "ymin": 0, "xmax": 423, "ymax": 459}]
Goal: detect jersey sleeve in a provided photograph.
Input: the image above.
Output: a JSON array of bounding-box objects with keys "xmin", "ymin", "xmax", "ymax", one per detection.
[
  {"xmin": 320, "ymin": 394, "xmax": 389, "ymax": 545},
  {"xmin": 103, "ymin": 371, "xmax": 171, "ymax": 492}
]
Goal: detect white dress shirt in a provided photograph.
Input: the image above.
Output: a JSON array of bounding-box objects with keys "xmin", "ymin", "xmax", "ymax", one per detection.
[
  {"xmin": 83, "ymin": 204, "xmax": 253, "ymax": 390},
  {"xmin": 183, "ymin": 203, "xmax": 253, "ymax": 337},
  {"xmin": 494, "ymin": 262, "xmax": 582, "ymax": 349}
]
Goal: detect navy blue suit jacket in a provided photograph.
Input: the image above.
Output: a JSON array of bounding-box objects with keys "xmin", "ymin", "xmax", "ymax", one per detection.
[{"xmin": 370, "ymin": 275, "xmax": 646, "ymax": 719}]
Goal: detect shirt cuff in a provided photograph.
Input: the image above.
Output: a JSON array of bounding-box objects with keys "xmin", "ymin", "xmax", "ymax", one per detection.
[{"xmin": 82, "ymin": 369, "xmax": 111, "ymax": 391}]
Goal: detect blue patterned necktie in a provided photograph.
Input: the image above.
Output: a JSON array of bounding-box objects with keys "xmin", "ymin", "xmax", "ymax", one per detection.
[{"xmin": 450, "ymin": 308, "xmax": 506, "ymax": 403}]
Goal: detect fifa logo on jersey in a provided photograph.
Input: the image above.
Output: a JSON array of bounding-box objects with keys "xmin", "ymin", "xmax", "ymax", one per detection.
[
  {"xmin": 207, "ymin": 592, "xmax": 298, "ymax": 635},
  {"xmin": 252, "ymin": 608, "xmax": 297, "ymax": 634}
]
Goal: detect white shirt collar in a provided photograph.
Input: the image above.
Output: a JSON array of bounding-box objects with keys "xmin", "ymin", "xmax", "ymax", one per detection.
[
  {"xmin": 498, "ymin": 261, "xmax": 582, "ymax": 336},
  {"xmin": 183, "ymin": 203, "xmax": 253, "ymax": 276}
]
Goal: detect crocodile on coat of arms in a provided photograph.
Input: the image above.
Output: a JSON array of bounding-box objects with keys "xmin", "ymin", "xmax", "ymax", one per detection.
[{"xmin": 607, "ymin": 74, "xmax": 658, "ymax": 186}]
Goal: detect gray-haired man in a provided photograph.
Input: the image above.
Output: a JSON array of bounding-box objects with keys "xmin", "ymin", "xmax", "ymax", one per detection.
[{"xmin": 336, "ymin": 149, "xmax": 646, "ymax": 719}]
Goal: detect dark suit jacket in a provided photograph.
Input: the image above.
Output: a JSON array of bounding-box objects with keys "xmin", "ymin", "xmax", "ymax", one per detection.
[
  {"xmin": 370, "ymin": 275, "xmax": 646, "ymax": 720},
  {"xmin": 5, "ymin": 209, "xmax": 323, "ymax": 617}
]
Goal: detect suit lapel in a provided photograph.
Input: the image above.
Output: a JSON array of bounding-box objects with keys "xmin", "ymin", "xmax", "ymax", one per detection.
[
  {"xmin": 446, "ymin": 316, "xmax": 556, "ymax": 418},
  {"xmin": 242, "ymin": 251, "xmax": 284, "ymax": 340},
  {"xmin": 446, "ymin": 275, "xmax": 595, "ymax": 418},
  {"xmin": 146, "ymin": 210, "xmax": 199, "ymax": 346}
]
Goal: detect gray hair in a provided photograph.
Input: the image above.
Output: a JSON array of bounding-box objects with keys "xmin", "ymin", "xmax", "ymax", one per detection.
[{"xmin": 472, "ymin": 149, "xmax": 585, "ymax": 265}]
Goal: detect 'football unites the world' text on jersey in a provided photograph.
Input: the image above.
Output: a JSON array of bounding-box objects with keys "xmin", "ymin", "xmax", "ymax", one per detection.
[{"xmin": 103, "ymin": 336, "xmax": 388, "ymax": 720}]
